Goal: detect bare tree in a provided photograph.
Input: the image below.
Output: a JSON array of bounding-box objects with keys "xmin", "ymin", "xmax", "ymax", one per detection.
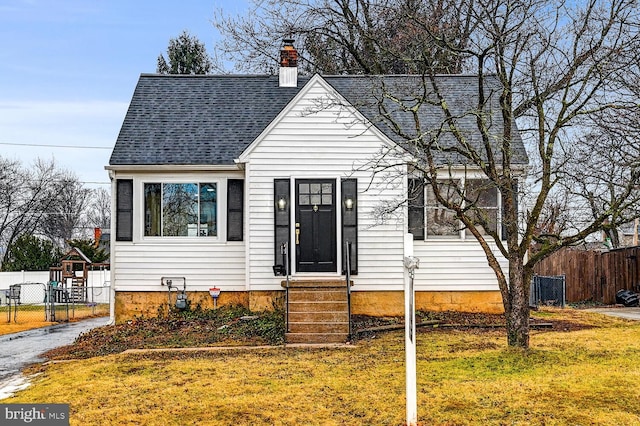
[
  {"xmin": 85, "ymin": 188, "xmax": 111, "ymax": 231},
  {"xmin": 371, "ymin": 0, "xmax": 640, "ymax": 347},
  {"xmin": 213, "ymin": 0, "xmax": 473, "ymax": 75},
  {"xmin": 38, "ymin": 171, "xmax": 92, "ymax": 248},
  {"xmin": 553, "ymin": 125, "xmax": 640, "ymax": 249},
  {"xmin": 215, "ymin": 0, "xmax": 640, "ymax": 348},
  {"xmin": 0, "ymin": 158, "xmax": 62, "ymax": 265}
]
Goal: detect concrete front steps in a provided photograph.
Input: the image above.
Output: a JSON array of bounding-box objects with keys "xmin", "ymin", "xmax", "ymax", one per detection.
[{"xmin": 282, "ymin": 279, "xmax": 352, "ymax": 344}]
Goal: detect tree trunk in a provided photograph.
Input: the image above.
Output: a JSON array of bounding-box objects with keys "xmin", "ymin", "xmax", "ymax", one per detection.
[{"xmin": 505, "ymin": 257, "xmax": 531, "ymax": 348}]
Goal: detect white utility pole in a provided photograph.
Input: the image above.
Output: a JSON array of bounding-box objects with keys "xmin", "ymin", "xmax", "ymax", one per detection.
[{"xmin": 403, "ymin": 233, "xmax": 419, "ymax": 426}]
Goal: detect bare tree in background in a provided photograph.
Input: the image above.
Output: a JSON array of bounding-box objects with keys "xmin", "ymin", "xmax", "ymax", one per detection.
[
  {"xmin": 0, "ymin": 157, "xmax": 108, "ymax": 265},
  {"xmin": 553, "ymin": 125, "xmax": 640, "ymax": 249},
  {"xmin": 0, "ymin": 158, "xmax": 62, "ymax": 265},
  {"xmin": 38, "ymin": 170, "xmax": 91, "ymax": 248},
  {"xmin": 86, "ymin": 187, "xmax": 111, "ymax": 231},
  {"xmin": 213, "ymin": 0, "xmax": 473, "ymax": 74}
]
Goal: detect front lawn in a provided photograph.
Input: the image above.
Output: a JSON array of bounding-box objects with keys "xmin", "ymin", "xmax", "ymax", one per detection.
[{"xmin": 6, "ymin": 308, "xmax": 640, "ymax": 425}]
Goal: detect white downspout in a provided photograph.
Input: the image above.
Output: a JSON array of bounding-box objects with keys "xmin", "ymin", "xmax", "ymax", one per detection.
[{"xmin": 108, "ymin": 169, "xmax": 116, "ymax": 325}]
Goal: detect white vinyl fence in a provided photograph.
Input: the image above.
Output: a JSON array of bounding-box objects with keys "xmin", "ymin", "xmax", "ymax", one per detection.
[{"xmin": 0, "ymin": 270, "xmax": 110, "ymax": 305}]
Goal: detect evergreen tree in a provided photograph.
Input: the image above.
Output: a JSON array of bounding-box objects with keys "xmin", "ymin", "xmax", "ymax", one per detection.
[
  {"xmin": 2, "ymin": 234, "xmax": 62, "ymax": 271},
  {"xmin": 157, "ymin": 30, "xmax": 213, "ymax": 75},
  {"xmin": 66, "ymin": 238, "xmax": 109, "ymax": 263}
]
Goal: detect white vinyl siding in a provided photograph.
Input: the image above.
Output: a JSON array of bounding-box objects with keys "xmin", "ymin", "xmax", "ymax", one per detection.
[
  {"xmin": 243, "ymin": 77, "xmax": 507, "ymax": 292},
  {"xmin": 242, "ymin": 78, "xmax": 406, "ymax": 291},
  {"xmin": 111, "ymin": 172, "xmax": 246, "ymax": 292},
  {"xmin": 111, "ymin": 75, "xmax": 508, "ymax": 295},
  {"xmin": 112, "ymin": 242, "xmax": 246, "ymax": 291},
  {"xmin": 412, "ymin": 240, "xmax": 505, "ymax": 291}
]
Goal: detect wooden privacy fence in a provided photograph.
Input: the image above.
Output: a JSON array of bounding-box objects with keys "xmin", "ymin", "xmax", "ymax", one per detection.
[{"xmin": 534, "ymin": 246, "xmax": 640, "ymax": 304}]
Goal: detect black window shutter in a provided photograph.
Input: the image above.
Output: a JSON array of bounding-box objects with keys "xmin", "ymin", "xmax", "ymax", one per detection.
[
  {"xmin": 116, "ymin": 179, "xmax": 133, "ymax": 242},
  {"xmin": 273, "ymin": 179, "xmax": 290, "ymax": 275},
  {"xmin": 227, "ymin": 179, "xmax": 244, "ymax": 241},
  {"xmin": 408, "ymin": 178, "xmax": 425, "ymax": 240},
  {"xmin": 341, "ymin": 178, "xmax": 358, "ymax": 275}
]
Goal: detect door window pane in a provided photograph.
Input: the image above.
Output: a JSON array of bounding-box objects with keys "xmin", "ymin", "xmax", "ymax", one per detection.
[{"xmin": 299, "ymin": 181, "xmax": 334, "ymax": 206}]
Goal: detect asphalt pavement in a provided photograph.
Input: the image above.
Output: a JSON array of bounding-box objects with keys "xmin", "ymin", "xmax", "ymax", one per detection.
[
  {"xmin": 584, "ymin": 306, "xmax": 640, "ymax": 321},
  {"xmin": 0, "ymin": 316, "xmax": 110, "ymax": 399}
]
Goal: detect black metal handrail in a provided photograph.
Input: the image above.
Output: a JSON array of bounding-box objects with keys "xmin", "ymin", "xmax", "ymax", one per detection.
[
  {"xmin": 283, "ymin": 243, "xmax": 290, "ymax": 333},
  {"xmin": 345, "ymin": 241, "xmax": 352, "ymax": 340}
]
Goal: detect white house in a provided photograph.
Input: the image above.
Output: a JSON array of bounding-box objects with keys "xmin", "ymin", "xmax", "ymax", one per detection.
[{"xmin": 107, "ymin": 42, "xmax": 527, "ymax": 341}]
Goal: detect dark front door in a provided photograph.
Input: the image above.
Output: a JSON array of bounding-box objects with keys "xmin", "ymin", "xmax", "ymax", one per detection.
[{"xmin": 295, "ymin": 179, "xmax": 337, "ymax": 273}]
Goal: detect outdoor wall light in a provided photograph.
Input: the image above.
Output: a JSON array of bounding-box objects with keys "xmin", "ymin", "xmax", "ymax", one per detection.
[
  {"xmin": 277, "ymin": 196, "xmax": 287, "ymax": 211},
  {"xmin": 344, "ymin": 197, "xmax": 354, "ymax": 210}
]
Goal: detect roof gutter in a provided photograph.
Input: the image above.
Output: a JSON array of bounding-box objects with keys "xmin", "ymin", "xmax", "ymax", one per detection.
[{"xmin": 104, "ymin": 164, "xmax": 242, "ymax": 172}]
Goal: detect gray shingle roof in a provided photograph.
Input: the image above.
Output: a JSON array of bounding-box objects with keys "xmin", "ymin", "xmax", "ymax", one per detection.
[
  {"xmin": 324, "ymin": 75, "xmax": 528, "ymax": 165},
  {"xmin": 110, "ymin": 74, "xmax": 310, "ymax": 166},
  {"xmin": 110, "ymin": 73, "xmax": 527, "ymax": 166}
]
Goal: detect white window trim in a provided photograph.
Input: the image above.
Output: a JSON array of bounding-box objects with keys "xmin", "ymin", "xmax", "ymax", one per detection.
[
  {"xmin": 136, "ymin": 177, "xmax": 225, "ymax": 243},
  {"xmin": 288, "ymin": 175, "xmax": 344, "ymax": 277}
]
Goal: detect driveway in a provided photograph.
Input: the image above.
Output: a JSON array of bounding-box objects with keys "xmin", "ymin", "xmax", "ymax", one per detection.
[
  {"xmin": 0, "ymin": 316, "xmax": 110, "ymax": 399},
  {"xmin": 584, "ymin": 307, "xmax": 640, "ymax": 321}
]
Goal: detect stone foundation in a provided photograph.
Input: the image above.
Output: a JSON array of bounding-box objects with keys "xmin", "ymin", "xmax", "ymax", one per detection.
[
  {"xmin": 115, "ymin": 290, "xmax": 503, "ymax": 322},
  {"xmin": 350, "ymin": 290, "xmax": 504, "ymax": 316},
  {"xmin": 115, "ymin": 291, "xmax": 283, "ymax": 323}
]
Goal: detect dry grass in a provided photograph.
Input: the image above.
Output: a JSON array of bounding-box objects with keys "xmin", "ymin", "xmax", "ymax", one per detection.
[
  {"xmin": 6, "ymin": 308, "xmax": 640, "ymax": 425},
  {"xmin": 0, "ymin": 321, "xmax": 55, "ymax": 335},
  {"xmin": 0, "ymin": 304, "xmax": 109, "ymax": 336}
]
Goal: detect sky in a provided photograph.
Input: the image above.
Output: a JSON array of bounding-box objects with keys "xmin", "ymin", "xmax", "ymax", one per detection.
[{"xmin": 0, "ymin": 0, "xmax": 247, "ymax": 189}]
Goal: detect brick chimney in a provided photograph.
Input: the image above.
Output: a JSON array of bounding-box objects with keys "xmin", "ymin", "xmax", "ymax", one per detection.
[{"xmin": 279, "ymin": 39, "xmax": 298, "ymax": 87}]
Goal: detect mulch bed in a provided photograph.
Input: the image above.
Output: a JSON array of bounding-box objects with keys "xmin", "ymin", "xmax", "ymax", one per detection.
[
  {"xmin": 352, "ymin": 311, "xmax": 590, "ymax": 340},
  {"xmin": 43, "ymin": 310, "xmax": 592, "ymax": 360}
]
